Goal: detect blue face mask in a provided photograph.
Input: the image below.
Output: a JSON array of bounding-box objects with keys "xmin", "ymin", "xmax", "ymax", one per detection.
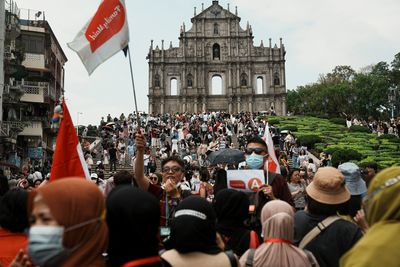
[
  {"xmin": 246, "ymin": 154, "xmax": 265, "ymax": 169},
  {"xmin": 28, "ymin": 225, "xmax": 67, "ymax": 267}
]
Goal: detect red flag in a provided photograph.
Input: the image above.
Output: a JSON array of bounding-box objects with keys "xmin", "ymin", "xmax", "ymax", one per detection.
[
  {"xmin": 263, "ymin": 124, "xmax": 281, "ymax": 175},
  {"xmin": 67, "ymin": 0, "xmax": 129, "ymax": 74},
  {"xmin": 50, "ymin": 101, "xmax": 90, "ymax": 181}
]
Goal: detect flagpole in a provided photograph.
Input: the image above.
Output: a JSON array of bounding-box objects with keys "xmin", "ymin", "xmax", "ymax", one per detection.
[{"xmin": 126, "ymin": 45, "xmax": 140, "ymax": 124}]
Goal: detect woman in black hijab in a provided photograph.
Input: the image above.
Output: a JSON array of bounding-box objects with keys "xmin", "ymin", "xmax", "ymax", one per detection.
[
  {"xmin": 161, "ymin": 196, "xmax": 237, "ymax": 267},
  {"xmin": 214, "ymin": 189, "xmax": 258, "ymax": 257},
  {"xmin": 106, "ymin": 186, "xmax": 161, "ymax": 267}
]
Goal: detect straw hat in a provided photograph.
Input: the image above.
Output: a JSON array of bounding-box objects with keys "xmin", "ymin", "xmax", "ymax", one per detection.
[{"xmin": 306, "ymin": 167, "xmax": 350, "ymax": 204}]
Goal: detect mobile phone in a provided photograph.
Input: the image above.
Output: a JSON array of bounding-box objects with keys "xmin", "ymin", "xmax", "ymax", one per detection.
[{"xmin": 160, "ymin": 226, "xmax": 171, "ymax": 237}]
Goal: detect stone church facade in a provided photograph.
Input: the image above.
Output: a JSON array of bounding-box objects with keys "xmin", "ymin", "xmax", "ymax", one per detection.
[{"xmin": 147, "ymin": 1, "xmax": 287, "ymax": 115}]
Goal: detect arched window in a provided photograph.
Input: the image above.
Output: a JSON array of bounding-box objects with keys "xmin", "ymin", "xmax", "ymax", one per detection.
[
  {"xmin": 257, "ymin": 77, "xmax": 263, "ymax": 94},
  {"xmin": 187, "ymin": 74, "xmax": 193, "ymax": 87},
  {"xmin": 213, "ymin": 43, "xmax": 220, "ymax": 60},
  {"xmin": 154, "ymin": 74, "xmax": 160, "ymax": 87},
  {"xmin": 211, "ymin": 75, "xmax": 222, "ymax": 95},
  {"xmin": 214, "ymin": 23, "xmax": 219, "ymax": 35},
  {"xmin": 240, "ymin": 73, "xmax": 247, "ymax": 86},
  {"xmin": 170, "ymin": 78, "xmax": 178, "ymax": 95}
]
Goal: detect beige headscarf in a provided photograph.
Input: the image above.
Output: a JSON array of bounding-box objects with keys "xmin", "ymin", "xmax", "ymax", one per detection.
[{"xmin": 240, "ymin": 200, "xmax": 318, "ymax": 267}]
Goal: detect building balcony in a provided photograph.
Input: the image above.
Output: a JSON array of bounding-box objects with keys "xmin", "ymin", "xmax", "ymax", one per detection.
[
  {"xmin": 16, "ymin": 80, "xmax": 49, "ymax": 103},
  {"xmin": 18, "ymin": 121, "xmax": 43, "ymax": 137},
  {"xmin": 22, "ymin": 53, "xmax": 46, "ymax": 70}
]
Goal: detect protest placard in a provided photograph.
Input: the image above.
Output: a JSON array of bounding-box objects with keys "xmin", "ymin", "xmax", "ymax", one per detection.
[{"xmin": 227, "ymin": 170, "xmax": 265, "ymax": 192}]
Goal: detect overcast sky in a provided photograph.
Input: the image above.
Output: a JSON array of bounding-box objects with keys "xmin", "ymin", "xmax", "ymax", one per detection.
[{"xmin": 16, "ymin": 0, "xmax": 400, "ymax": 125}]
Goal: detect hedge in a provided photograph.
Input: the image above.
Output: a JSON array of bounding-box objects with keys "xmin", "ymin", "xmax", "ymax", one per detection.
[
  {"xmin": 331, "ymin": 148, "xmax": 363, "ymax": 167},
  {"xmin": 349, "ymin": 125, "xmax": 371, "ymax": 133},
  {"xmin": 296, "ymin": 135, "xmax": 322, "ymax": 149},
  {"xmin": 329, "ymin": 118, "xmax": 346, "ymax": 125}
]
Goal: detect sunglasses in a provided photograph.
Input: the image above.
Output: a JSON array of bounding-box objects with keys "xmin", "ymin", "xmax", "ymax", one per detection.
[
  {"xmin": 162, "ymin": 166, "xmax": 182, "ymax": 174},
  {"xmin": 150, "ymin": 176, "xmax": 158, "ymax": 181},
  {"xmin": 245, "ymin": 148, "xmax": 267, "ymax": 155}
]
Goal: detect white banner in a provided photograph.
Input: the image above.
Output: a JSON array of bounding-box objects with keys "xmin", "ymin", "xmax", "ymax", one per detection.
[{"xmin": 227, "ymin": 170, "xmax": 265, "ymax": 192}]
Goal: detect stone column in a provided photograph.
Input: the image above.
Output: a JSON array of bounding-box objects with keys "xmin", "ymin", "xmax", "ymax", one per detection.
[
  {"xmin": 202, "ymin": 96, "xmax": 206, "ymax": 112},
  {"xmin": 228, "ymin": 97, "xmax": 233, "ymax": 113},
  {"xmin": 148, "ymin": 98, "xmax": 153, "ymax": 114},
  {"xmin": 237, "ymin": 96, "xmax": 241, "ymax": 112},
  {"xmin": 194, "ymin": 99, "xmax": 198, "ymax": 114},
  {"xmin": 161, "ymin": 98, "xmax": 165, "ymax": 114},
  {"xmin": 249, "ymin": 99, "xmax": 253, "ymax": 113},
  {"xmin": 282, "ymin": 97, "xmax": 287, "ymax": 116},
  {"xmin": 182, "ymin": 97, "xmax": 187, "ymax": 113}
]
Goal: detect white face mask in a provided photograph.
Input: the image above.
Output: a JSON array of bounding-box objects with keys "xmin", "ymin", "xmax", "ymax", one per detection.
[{"xmin": 28, "ymin": 225, "xmax": 67, "ymax": 266}]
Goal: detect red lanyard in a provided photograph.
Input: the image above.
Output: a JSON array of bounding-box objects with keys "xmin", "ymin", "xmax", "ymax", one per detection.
[
  {"xmin": 264, "ymin": 238, "xmax": 292, "ymax": 244},
  {"xmin": 122, "ymin": 256, "xmax": 161, "ymax": 267}
]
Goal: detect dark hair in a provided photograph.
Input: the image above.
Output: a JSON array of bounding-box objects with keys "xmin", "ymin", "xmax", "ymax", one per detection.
[
  {"xmin": 246, "ymin": 135, "xmax": 268, "ymax": 150},
  {"xmin": 114, "ymin": 170, "xmax": 134, "ymax": 186},
  {"xmin": 0, "ymin": 174, "xmax": 9, "ymax": 196},
  {"xmin": 161, "ymin": 156, "xmax": 185, "ymax": 169},
  {"xmin": 366, "ymin": 162, "xmax": 378, "ymax": 172},
  {"xmin": 0, "ymin": 188, "xmax": 29, "ymax": 232},
  {"xmin": 288, "ymin": 168, "xmax": 300, "ymax": 182},
  {"xmin": 199, "ymin": 167, "xmax": 210, "ymax": 182},
  {"xmin": 306, "ymin": 195, "xmax": 349, "ymax": 216}
]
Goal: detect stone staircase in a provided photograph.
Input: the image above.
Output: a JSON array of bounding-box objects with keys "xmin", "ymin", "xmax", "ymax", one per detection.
[{"xmin": 103, "ymin": 164, "xmax": 134, "ymax": 179}]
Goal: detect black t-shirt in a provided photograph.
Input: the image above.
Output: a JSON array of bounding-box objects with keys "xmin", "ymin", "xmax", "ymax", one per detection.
[
  {"xmin": 109, "ymin": 147, "xmax": 117, "ymax": 160},
  {"xmin": 294, "ymin": 210, "xmax": 363, "ymax": 267}
]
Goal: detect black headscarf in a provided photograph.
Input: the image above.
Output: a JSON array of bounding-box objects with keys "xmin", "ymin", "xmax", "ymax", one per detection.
[
  {"xmin": 214, "ymin": 189, "xmax": 251, "ymax": 256},
  {"xmin": 168, "ymin": 196, "xmax": 221, "ymax": 254},
  {"xmin": 0, "ymin": 188, "xmax": 29, "ymax": 232},
  {"xmin": 106, "ymin": 186, "xmax": 160, "ymax": 267}
]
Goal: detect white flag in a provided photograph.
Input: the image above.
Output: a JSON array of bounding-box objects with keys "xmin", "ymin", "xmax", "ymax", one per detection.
[
  {"xmin": 263, "ymin": 123, "xmax": 281, "ymax": 174},
  {"xmin": 68, "ymin": 0, "xmax": 129, "ymax": 75}
]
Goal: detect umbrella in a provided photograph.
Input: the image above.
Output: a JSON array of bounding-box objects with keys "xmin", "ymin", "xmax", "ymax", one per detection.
[
  {"xmin": 207, "ymin": 148, "xmax": 245, "ymax": 165},
  {"xmin": 102, "ymin": 125, "xmax": 113, "ymax": 131}
]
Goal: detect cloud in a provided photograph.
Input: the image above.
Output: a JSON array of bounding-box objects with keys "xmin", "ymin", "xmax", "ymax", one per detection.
[{"xmin": 233, "ymin": 0, "xmax": 400, "ymax": 87}]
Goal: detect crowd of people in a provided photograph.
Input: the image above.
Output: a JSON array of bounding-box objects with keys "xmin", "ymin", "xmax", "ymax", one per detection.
[{"xmin": 0, "ymin": 111, "xmax": 399, "ymax": 267}]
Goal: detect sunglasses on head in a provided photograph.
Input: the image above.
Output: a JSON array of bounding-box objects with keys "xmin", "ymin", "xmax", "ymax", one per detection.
[{"xmin": 245, "ymin": 148, "xmax": 267, "ymax": 155}]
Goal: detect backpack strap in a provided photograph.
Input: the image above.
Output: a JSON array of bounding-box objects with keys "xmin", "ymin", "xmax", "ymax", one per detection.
[
  {"xmin": 303, "ymin": 249, "xmax": 318, "ymax": 267},
  {"xmin": 245, "ymin": 249, "xmax": 256, "ymax": 267},
  {"xmin": 299, "ymin": 215, "xmax": 341, "ymax": 249},
  {"xmin": 224, "ymin": 250, "xmax": 237, "ymax": 267}
]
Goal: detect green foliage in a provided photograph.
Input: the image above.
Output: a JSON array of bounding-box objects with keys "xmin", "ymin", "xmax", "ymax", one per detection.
[
  {"xmin": 349, "ymin": 125, "xmax": 370, "ymax": 133},
  {"xmin": 331, "ymin": 149, "xmax": 363, "ymax": 167},
  {"xmin": 277, "ymin": 116, "xmax": 400, "ymax": 169},
  {"xmin": 377, "ymin": 134, "xmax": 400, "ymax": 143},
  {"xmin": 296, "ymin": 135, "xmax": 322, "ymax": 149},
  {"xmin": 267, "ymin": 118, "xmax": 280, "ymax": 125},
  {"xmin": 329, "ymin": 118, "xmax": 346, "ymax": 125},
  {"xmin": 287, "ymin": 52, "xmax": 400, "ymax": 119}
]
